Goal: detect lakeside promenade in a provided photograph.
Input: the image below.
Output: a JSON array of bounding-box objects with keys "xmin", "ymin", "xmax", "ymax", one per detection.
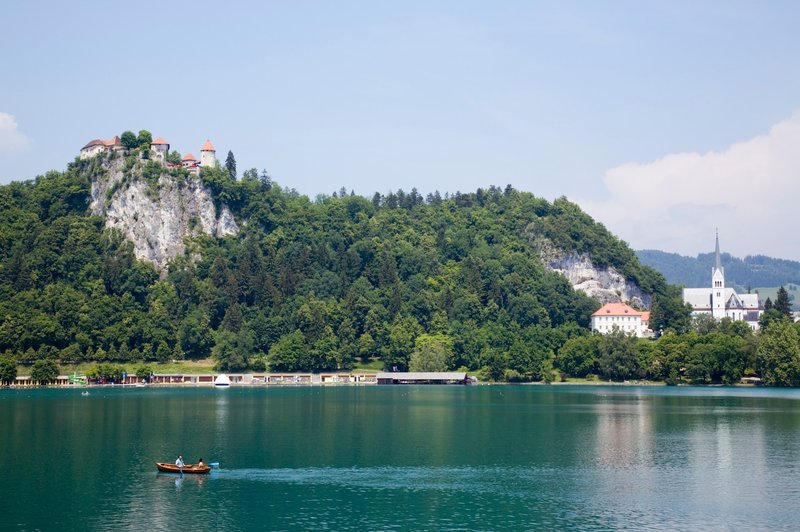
[{"xmin": 8, "ymin": 372, "xmax": 379, "ymax": 387}]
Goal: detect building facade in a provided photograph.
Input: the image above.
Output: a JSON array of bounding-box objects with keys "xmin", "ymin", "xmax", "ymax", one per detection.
[
  {"xmin": 591, "ymin": 302, "xmax": 651, "ymax": 337},
  {"xmin": 682, "ymin": 232, "xmax": 763, "ymax": 329},
  {"xmin": 79, "ymin": 136, "xmax": 124, "ymax": 159},
  {"xmin": 80, "ymin": 135, "xmax": 216, "ymax": 172},
  {"xmin": 200, "ymin": 139, "xmax": 216, "ymax": 168},
  {"xmin": 150, "ymin": 137, "xmax": 170, "ymax": 162}
]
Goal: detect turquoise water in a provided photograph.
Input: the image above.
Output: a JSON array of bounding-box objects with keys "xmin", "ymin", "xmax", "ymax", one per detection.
[{"xmin": 2, "ymin": 385, "xmax": 800, "ymax": 530}]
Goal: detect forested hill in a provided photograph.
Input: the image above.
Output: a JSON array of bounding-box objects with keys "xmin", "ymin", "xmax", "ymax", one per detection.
[
  {"xmin": 636, "ymin": 249, "xmax": 800, "ymax": 290},
  {"xmin": 0, "ymin": 152, "xmax": 676, "ymax": 378}
]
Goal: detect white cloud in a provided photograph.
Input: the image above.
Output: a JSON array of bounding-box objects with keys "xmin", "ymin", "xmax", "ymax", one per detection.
[
  {"xmin": 0, "ymin": 112, "xmax": 32, "ymax": 154},
  {"xmin": 578, "ymin": 111, "xmax": 800, "ymax": 261}
]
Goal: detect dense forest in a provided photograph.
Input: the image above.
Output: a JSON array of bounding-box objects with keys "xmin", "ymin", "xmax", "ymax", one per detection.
[
  {"xmin": 1, "ymin": 147, "xmax": 799, "ymax": 386},
  {"xmin": 637, "ymin": 249, "xmax": 800, "ymax": 297}
]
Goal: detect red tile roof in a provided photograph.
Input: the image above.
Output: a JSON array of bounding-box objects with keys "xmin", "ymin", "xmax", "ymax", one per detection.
[
  {"xmin": 82, "ymin": 136, "xmax": 121, "ymax": 150},
  {"xmin": 82, "ymin": 139, "xmax": 105, "ymax": 149},
  {"xmin": 591, "ymin": 302, "xmax": 648, "ymax": 318},
  {"xmin": 200, "ymin": 139, "xmax": 215, "ymax": 151},
  {"xmin": 182, "ymin": 153, "xmax": 196, "ymax": 161},
  {"xmin": 151, "ymin": 137, "xmax": 169, "ymax": 145}
]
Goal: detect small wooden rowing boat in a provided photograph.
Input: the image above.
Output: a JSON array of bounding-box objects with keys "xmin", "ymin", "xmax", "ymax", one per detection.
[{"xmin": 155, "ymin": 462, "xmax": 211, "ymax": 474}]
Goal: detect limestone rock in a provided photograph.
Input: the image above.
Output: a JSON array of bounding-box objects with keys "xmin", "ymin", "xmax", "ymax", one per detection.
[
  {"xmin": 89, "ymin": 158, "xmax": 239, "ymax": 270},
  {"xmin": 530, "ymin": 235, "xmax": 651, "ymax": 308}
]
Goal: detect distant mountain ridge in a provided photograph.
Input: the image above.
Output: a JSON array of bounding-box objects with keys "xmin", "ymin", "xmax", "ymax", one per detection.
[{"xmin": 635, "ymin": 249, "xmax": 800, "ymax": 290}]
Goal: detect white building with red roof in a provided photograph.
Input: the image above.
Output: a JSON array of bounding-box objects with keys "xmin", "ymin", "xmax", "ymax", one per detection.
[
  {"xmin": 181, "ymin": 153, "xmax": 197, "ymax": 167},
  {"xmin": 200, "ymin": 139, "xmax": 216, "ymax": 168},
  {"xmin": 80, "ymin": 134, "xmax": 218, "ymax": 174},
  {"xmin": 591, "ymin": 302, "xmax": 651, "ymax": 337},
  {"xmin": 80, "ymin": 136, "xmax": 124, "ymax": 159},
  {"xmin": 150, "ymin": 137, "xmax": 170, "ymax": 162}
]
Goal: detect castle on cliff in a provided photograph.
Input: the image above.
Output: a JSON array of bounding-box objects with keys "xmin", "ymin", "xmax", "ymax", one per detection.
[{"xmin": 80, "ymin": 135, "xmax": 217, "ymax": 174}]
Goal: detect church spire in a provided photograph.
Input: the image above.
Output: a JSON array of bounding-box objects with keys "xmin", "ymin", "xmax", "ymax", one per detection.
[{"xmin": 715, "ymin": 228, "xmax": 722, "ymax": 271}]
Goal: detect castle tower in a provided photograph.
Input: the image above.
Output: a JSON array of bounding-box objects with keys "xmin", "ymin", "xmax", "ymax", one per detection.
[
  {"xmin": 711, "ymin": 229, "xmax": 726, "ymax": 319},
  {"xmin": 200, "ymin": 139, "xmax": 216, "ymax": 168},
  {"xmin": 150, "ymin": 137, "xmax": 170, "ymax": 163}
]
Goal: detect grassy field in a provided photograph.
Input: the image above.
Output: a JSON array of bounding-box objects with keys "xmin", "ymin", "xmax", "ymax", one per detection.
[
  {"xmin": 19, "ymin": 358, "xmax": 390, "ymax": 376},
  {"xmin": 22, "ymin": 359, "xmax": 218, "ymax": 376}
]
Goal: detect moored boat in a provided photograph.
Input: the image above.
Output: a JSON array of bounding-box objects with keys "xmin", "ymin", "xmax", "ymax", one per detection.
[{"xmin": 155, "ymin": 462, "xmax": 211, "ymax": 474}]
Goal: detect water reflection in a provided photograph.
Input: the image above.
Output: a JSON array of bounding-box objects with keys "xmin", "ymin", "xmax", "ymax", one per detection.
[
  {"xmin": 593, "ymin": 394, "xmax": 653, "ymax": 469},
  {"xmin": 215, "ymin": 391, "xmax": 229, "ymax": 435}
]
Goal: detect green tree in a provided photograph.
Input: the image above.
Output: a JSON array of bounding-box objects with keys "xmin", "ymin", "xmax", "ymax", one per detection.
[
  {"xmin": 357, "ymin": 332, "xmax": 376, "ymax": 363},
  {"xmin": 30, "ymin": 359, "xmax": 59, "ymax": 385},
  {"xmin": 758, "ymin": 308, "xmax": 785, "ymax": 330},
  {"xmin": 136, "ymin": 130, "xmax": 153, "ymax": 148},
  {"xmin": 598, "ymin": 329, "xmax": 642, "ymax": 381},
  {"xmin": 120, "ymin": 131, "xmax": 138, "ymax": 150},
  {"xmin": 0, "ymin": 358, "xmax": 17, "ymax": 385},
  {"xmin": 409, "ymin": 333, "xmax": 453, "ymax": 372},
  {"xmin": 178, "ymin": 311, "xmax": 214, "ymax": 359},
  {"xmin": 268, "ymin": 330, "xmax": 306, "ymax": 371},
  {"xmin": 556, "ymin": 335, "xmax": 600, "ymax": 377},
  {"xmin": 88, "ymin": 363, "xmax": 124, "ymax": 382},
  {"xmin": 155, "ymin": 341, "xmax": 171, "ymax": 362},
  {"xmin": 166, "ymin": 150, "xmax": 182, "ymax": 165},
  {"xmin": 774, "ymin": 286, "xmax": 792, "ymax": 317},
  {"xmin": 213, "ymin": 329, "xmax": 255, "ymax": 371},
  {"xmin": 135, "ymin": 364, "xmax": 153, "ymax": 382},
  {"xmin": 757, "ymin": 320, "xmax": 800, "ymax": 386},
  {"xmin": 225, "ymin": 150, "xmax": 237, "ymax": 180},
  {"xmin": 480, "ymin": 347, "xmax": 507, "ymax": 382},
  {"xmin": 381, "ymin": 315, "xmax": 422, "ymax": 371}
]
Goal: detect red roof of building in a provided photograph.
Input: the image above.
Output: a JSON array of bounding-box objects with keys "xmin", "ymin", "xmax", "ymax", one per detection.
[
  {"xmin": 200, "ymin": 139, "xmax": 215, "ymax": 151},
  {"xmin": 182, "ymin": 153, "xmax": 196, "ymax": 161},
  {"xmin": 591, "ymin": 302, "xmax": 649, "ymax": 318},
  {"xmin": 103, "ymin": 136, "xmax": 121, "ymax": 147},
  {"xmin": 81, "ymin": 139, "xmax": 104, "ymax": 149},
  {"xmin": 151, "ymin": 137, "xmax": 169, "ymax": 145}
]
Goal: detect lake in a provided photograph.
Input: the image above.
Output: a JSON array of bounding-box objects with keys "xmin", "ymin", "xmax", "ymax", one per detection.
[{"xmin": 2, "ymin": 385, "xmax": 800, "ymax": 530}]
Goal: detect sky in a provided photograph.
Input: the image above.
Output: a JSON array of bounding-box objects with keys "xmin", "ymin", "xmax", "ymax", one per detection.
[{"xmin": 2, "ymin": 1, "xmax": 799, "ymax": 260}]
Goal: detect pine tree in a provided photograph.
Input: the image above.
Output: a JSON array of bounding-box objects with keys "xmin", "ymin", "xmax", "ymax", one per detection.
[
  {"xmin": 775, "ymin": 286, "xmax": 792, "ymax": 317},
  {"xmin": 225, "ymin": 150, "xmax": 237, "ymax": 180},
  {"xmin": 259, "ymin": 169, "xmax": 271, "ymax": 189}
]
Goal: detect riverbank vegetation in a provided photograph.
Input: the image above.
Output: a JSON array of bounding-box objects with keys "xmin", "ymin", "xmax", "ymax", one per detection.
[{"xmin": 1, "ymin": 156, "xmax": 799, "ymax": 385}]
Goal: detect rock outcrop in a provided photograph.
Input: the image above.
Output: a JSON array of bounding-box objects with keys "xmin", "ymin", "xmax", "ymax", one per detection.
[
  {"xmin": 89, "ymin": 158, "xmax": 239, "ymax": 270},
  {"xmin": 531, "ymin": 235, "xmax": 651, "ymax": 308}
]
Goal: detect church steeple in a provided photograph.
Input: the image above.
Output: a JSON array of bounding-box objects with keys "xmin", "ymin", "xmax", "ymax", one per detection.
[{"xmin": 711, "ymin": 229, "xmax": 726, "ymax": 319}]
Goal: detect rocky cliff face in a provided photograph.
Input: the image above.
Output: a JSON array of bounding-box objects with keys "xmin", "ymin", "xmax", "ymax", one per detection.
[
  {"xmin": 89, "ymin": 158, "xmax": 239, "ymax": 270},
  {"xmin": 531, "ymin": 235, "xmax": 651, "ymax": 308}
]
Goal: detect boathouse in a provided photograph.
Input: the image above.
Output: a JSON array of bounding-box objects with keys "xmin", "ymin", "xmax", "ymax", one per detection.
[{"xmin": 376, "ymin": 371, "xmax": 470, "ymax": 385}]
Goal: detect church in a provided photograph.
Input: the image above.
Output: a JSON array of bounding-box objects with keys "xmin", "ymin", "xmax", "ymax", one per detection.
[{"xmin": 682, "ymin": 232, "xmax": 763, "ymax": 330}]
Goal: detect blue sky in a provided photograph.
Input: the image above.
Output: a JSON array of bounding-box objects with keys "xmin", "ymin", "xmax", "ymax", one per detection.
[{"xmin": 2, "ymin": 1, "xmax": 800, "ymax": 260}]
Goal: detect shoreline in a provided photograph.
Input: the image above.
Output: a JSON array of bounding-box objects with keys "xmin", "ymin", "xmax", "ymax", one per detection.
[{"xmin": 2, "ymin": 373, "xmax": 765, "ymax": 389}]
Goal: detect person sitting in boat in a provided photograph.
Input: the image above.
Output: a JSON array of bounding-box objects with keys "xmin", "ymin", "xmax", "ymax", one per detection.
[
  {"xmin": 197, "ymin": 458, "xmax": 204, "ymax": 467},
  {"xmin": 176, "ymin": 455, "xmax": 185, "ymax": 467}
]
